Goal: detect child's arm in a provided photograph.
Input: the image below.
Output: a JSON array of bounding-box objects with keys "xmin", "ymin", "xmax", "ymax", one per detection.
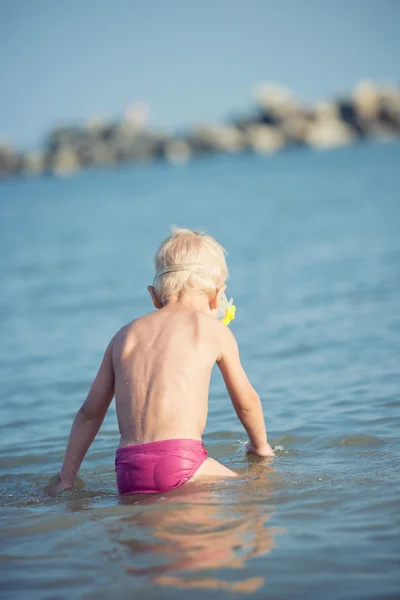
[
  {"xmin": 217, "ymin": 327, "xmax": 274, "ymax": 457},
  {"xmin": 52, "ymin": 340, "xmax": 115, "ymax": 494}
]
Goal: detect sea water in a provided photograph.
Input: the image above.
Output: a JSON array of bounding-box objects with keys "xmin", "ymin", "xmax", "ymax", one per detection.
[{"xmin": 0, "ymin": 142, "xmax": 399, "ymax": 599}]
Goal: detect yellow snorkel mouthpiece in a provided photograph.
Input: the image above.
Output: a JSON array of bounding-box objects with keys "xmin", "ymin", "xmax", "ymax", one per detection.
[
  {"xmin": 219, "ymin": 293, "xmax": 236, "ymax": 326},
  {"xmin": 222, "ymin": 303, "xmax": 236, "ymax": 326}
]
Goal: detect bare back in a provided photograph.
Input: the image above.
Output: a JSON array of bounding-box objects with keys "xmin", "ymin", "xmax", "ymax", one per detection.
[{"xmin": 112, "ymin": 307, "xmax": 224, "ymax": 447}]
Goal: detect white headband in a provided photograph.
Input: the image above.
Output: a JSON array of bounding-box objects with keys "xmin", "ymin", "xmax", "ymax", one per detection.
[{"xmin": 153, "ymin": 264, "xmax": 217, "ymax": 283}]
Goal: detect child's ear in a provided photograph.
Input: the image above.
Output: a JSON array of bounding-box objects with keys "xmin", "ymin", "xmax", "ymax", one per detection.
[
  {"xmin": 148, "ymin": 285, "xmax": 163, "ymax": 309},
  {"xmin": 209, "ymin": 285, "xmax": 227, "ymax": 310}
]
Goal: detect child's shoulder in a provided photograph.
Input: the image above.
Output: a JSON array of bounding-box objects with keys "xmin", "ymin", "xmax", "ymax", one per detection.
[
  {"xmin": 111, "ymin": 316, "xmax": 144, "ymax": 343},
  {"xmin": 196, "ymin": 312, "xmax": 237, "ymax": 347}
]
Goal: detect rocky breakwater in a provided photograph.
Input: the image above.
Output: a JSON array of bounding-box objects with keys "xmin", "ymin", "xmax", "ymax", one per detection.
[{"xmin": 1, "ymin": 81, "xmax": 399, "ymax": 179}]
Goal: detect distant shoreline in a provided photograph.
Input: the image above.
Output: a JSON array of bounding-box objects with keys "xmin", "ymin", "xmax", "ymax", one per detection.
[{"xmin": 1, "ymin": 80, "xmax": 399, "ymax": 179}]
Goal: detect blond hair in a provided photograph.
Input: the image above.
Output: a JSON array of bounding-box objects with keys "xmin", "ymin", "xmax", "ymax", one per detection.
[{"xmin": 153, "ymin": 227, "xmax": 228, "ymax": 304}]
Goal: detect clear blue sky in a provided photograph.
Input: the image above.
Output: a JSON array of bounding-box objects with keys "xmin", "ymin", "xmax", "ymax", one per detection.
[{"xmin": 0, "ymin": 0, "xmax": 399, "ymax": 147}]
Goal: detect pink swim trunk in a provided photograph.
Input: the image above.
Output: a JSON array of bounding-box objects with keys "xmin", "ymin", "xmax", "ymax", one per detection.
[{"xmin": 115, "ymin": 438, "xmax": 208, "ymax": 495}]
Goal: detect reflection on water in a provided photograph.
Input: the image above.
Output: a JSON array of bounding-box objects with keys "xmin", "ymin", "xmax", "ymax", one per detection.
[
  {"xmin": 5, "ymin": 460, "xmax": 282, "ymax": 595},
  {"xmin": 52, "ymin": 465, "xmax": 282, "ymax": 593},
  {"xmin": 113, "ymin": 473, "xmax": 280, "ymax": 593}
]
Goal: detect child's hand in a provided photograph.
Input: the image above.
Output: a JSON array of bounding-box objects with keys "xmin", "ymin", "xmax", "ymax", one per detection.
[
  {"xmin": 246, "ymin": 441, "xmax": 275, "ymax": 457},
  {"xmin": 44, "ymin": 473, "xmax": 73, "ymax": 497}
]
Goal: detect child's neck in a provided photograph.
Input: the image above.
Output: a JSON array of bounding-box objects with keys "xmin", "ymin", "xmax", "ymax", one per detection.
[{"xmin": 163, "ymin": 293, "xmax": 212, "ymax": 315}]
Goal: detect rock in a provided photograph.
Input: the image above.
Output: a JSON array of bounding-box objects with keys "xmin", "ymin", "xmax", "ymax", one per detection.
[
  {"xmin": 337, "ymin": 99, "xmax": 365, "ymax": 135},
  {"xmin": 22, "ymin": 151, "xmax": 46, "ymax": 176},
  {"xmin": 254, "ymin": 83, "xmax": 300, "ymax": 123},
  {"xmin": 246, "ymin": 124, "xmax": 286, "ymax": 154},
  {"xmin": 361, "ymin": 123, "xmax": 396, "ymax": 141},
  {"xmin": 352, "ymin": 80, "xmax": 381, "ymax": 121},
  {"xmin": 314, "ymin": 101, "xmax": 340, "ymax": 121},
  {"xmin": 379, "ymin": 84, "xmax": 400, "ymax": 129},
  {"xmin": 114, "ymin": 129, "xmax": 166, "ymax": 162},
  {"xmin": 164, "ymin": 139, "xmax": 191, "ymax": 165},
  {"xmin": 84, "ymin": 116, "xmax": 110, "ymax": 133},
  {"xmin": 123, "ymin": 102, "xmax": 149, "ymax": 132},
  {"xmin": 190, "ymin": 123, "xmax": 245, "ymax": 153},
  {"xmin": 50, "ymin": 147, "xmax": 81, "ymax": 176},
  {"xmin": 338, "ymin": 82, "xmax": 400, "ymax": 137},
  {"xmin": 0, "ymin": 143, "xmax": 22, "ymax": 177},
  {"xmin": 85, "ymin": 142, "xmax": 117, "ymax": 166},
  {"xmin": 280, "ymin": 116, "xmax": 311, "ymax": 145},
  {"xmin": 305, "ymin": 118, "xmax": 355, "ymax": 149},
  {"xmin": 47, "ymin": 126, "xmax": 85, "ymax": 155}
]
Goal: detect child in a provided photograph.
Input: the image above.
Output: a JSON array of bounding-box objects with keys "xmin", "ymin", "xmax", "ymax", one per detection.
[{"xmin": 51, "ymin": 228, "xmax": 274, "ymax": 496}]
